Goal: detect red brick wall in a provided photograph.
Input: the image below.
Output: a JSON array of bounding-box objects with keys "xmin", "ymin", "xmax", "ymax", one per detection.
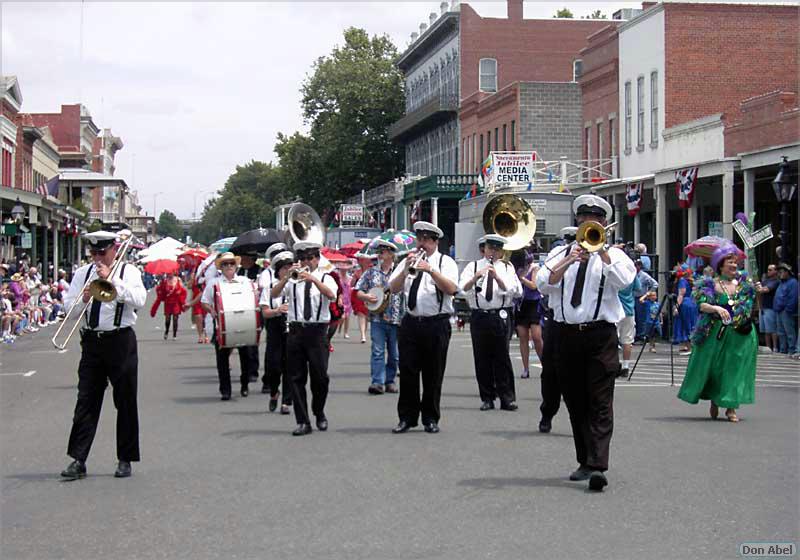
[
  {"xmin": 13, "ymin": 123, "xmax": 34, "ymax": 192},
  {"xmin": 460, "ymin": 84, "xmax": 519, "ymax": 173},
  {"xmin": 664, "ymin": 3, "xmax": 799, "ymax": 129},
  {"xmin": 459, "ymin": 3, "xmax": 610, "ymax": 99},
  {"xmin": 725, "ymin": 91, "xmax": 799, "ymax": 157},
  {"xmin": 27, "ymin": 104, "xmax": 81, "ymax": 151},
  {"xmin": 580, "ymin": 25, "xmax": 620, "ymax": 175}
]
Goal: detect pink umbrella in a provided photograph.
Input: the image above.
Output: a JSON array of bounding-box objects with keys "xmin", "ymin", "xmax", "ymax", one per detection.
[{"xmin": 684, "ymin": 236, "xmax": 731, "ymax": 259}]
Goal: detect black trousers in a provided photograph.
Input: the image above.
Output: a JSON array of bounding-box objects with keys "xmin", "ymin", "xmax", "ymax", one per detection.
[
  {"xmin": 397, "ymin": 314, "xmax": 451, "ymax": 424},
  {"xmin": 539, "ymin": 315, "xmax": 561, "ymax": 420},
  {"xmin": 213, "ymin": 328, "xmax": 258, "ymax": 396},
  {"xmin": 67, "ymin": 328, "xmax": 140, "ymax": 462},
  {"xmin": 554, "ymin": 321, "xmax": 619, "ymax": 472},
  {"xmin": 264, "ymin": 316, "xmax": 291, "ymax": 404},
  {"xmin": 287, "ymin": 323, "xmax": 329, "ymax": 425},
  {"xmin": 470, "ymin": 309, "xmax": 515, "ymax": 404}
]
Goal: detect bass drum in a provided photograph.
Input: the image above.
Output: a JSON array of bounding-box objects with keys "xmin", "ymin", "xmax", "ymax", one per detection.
[{"xmin": 213, "ymin": 280, "xmax": 262, "ymax": 348}]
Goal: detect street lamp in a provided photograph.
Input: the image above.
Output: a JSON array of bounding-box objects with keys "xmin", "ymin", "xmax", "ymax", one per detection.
[
  {"xmin": 193, "ymin": 190, "xmax": 210, "ymax": 219},
  {"xmin": 772, "ymin": 156, "xmax": 797, "ymax": 265},
  {"xmin": 11, "ymin": 198, "xmax": 25, "ymax": 223},
  {"xmin": 153, "ymin": 191, "xmax": 165, "ymax": 219}
]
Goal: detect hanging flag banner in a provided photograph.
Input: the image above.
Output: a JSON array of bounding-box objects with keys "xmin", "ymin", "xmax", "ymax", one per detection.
[
  {"xmin": 675, "ymin": 167, "xmax": 699, "ymax": 209},
  {"xmin": 626, "ymin": 182, "xmax": 643, "ymax": 216},
  {"xmin": 489, "ymin": 152, "xmax": 536, "ymax": 185}
]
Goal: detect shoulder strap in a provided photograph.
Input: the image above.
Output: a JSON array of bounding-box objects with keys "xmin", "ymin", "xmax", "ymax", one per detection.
[
  {"xmin": 83, "ymin": 264, "xmax": 95, "ymax": 327},
  {"xmin": 437, "ymin": 254, "xmax": 445, "ymax": 313},
  {"xmin": 316, "ymin": 273, "xmax": 328, "ymax": 321},
  {"xmin": 292, "ymin": 282, "xmax": 298, "ymax": 321},
  {"xmin": 592, "ymin": 269, "xmax": 606, "ymax": 321},
  {"xmin": 474, "ymin": 261, "xmax": 480, "ymax": 309},
  {"xmin": 114, "ymin": 263, "xmax": 127, "ymax": 327}
]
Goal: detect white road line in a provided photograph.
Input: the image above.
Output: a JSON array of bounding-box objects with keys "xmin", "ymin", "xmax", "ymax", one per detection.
[
  {"xmin": 0, "ymin": 370, "xmax": 36, "ymax": 377},
  {"xmin": 30, "ymin": 349, "xmax": 68, "ymax": 354}
]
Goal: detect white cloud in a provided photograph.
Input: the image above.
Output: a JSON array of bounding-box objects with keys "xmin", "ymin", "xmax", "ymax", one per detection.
[{"xmin": 2, "ymin": 1, "xmax": 639, "ymax": 219}]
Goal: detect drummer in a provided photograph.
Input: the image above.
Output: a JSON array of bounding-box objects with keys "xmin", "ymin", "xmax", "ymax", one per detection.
[
  {"xmin": 201, "ymin": 252, "xmax": 259, "ymax": 401},
  {"xmin": 237, "ymin": 252, "xmax": 262, "ymax": 385},
  {"xmin": 355, "ymin": 239, "xmax": 404, "ymax": 395}
]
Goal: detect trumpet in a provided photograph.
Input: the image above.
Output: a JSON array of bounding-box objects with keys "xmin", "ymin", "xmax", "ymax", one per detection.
[
  {"xmin": 51, "ymin": 230, "xmax": 137, "ymax": 350},
  {"xmin": 576, "ymin": 221, "xmax": 618, "ymax": 253},
  {"xmin": 475, "ymin": 256, "xmax": 494, "ymax": 293},
  {"xmin": 407, "ymin": 252, "xmax": 427, "ymax": 277},
  {"xmin": 290, "ymin": 266, "xmax": 310, "ymax": 281}
]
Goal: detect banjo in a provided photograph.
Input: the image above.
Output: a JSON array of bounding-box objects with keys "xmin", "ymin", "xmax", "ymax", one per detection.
[{"xmin": 365, "ymin": 286, "xmax": 391, "ymax": 314}]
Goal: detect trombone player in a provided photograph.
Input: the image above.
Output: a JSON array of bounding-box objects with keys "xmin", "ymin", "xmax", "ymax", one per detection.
[
  {"xmin": 60, "ymin": 231, "xmax": 147, "ymax": 480},
  {"xmin": 535, "ymin": 195, "xmax": 635, "ymax": 492}
]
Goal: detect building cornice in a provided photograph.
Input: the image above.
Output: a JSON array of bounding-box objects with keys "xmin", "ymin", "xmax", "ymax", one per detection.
[
  {"xmin": 397, "ymin": 12, "xmax": 459, "ymax": 72},
  {"xmin": 617, "ymin": 2, "xmax": 664, "ymax": 34},
  {"xmin": 662, "ymin": 113, "xmax": 724, "ymax": 140}
]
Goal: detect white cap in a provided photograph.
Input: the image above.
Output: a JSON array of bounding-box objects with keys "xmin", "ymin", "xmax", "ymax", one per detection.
[
  {"xmin": 265, "ymin": 243, "xmax": 288, "ymax": 260},
  {"xmin": 271, "ymin": 251, "xmax": 295, "ymax": 271},
  {"xmin": 483, "ymin": 234, "xmax": 508, "ymax": 247},
  {"xmin": 293, "ymin": 241, "xmax": 322, "ymax": 252},
  {"xmin": 413, "ymin": 221, "xmax": 444, "ymax": 238},
  {"xmin": 560, "ymin": 226, "xmax": 578, "ymax": 239},
  {"xmin": 83, "ymin": 230, "xmax": 118, "ymax": 248},
  {"xmin": 572, "ymin": 194, "xmax": 612, "ymax": 218}
]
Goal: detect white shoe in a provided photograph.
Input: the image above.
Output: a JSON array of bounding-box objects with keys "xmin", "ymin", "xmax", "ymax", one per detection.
[{"xmin": 344, "ymin": 334, "xmax": 350, "ymax": 339}]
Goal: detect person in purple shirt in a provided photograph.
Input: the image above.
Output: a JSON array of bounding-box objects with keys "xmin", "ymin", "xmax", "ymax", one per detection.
[{"xmin": 515, "ymin": 253, "xmax": 543, "ymax": 380}]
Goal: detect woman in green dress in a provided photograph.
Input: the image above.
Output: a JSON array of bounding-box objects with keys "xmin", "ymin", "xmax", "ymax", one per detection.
[{"xmin": 677, "ymin": 242, "xmax": 759, "ymax": 422}]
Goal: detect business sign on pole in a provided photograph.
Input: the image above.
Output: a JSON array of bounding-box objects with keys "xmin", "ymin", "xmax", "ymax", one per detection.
[
  {"xmin": 20, "ymin": 233, "xmax": 32, "ymax": 249},
  {"xmin": 340, "ymin": 204, "xmax": 364, "ymax": 223},
  {"xmin": 490, "ymin": 152, "xmax": 537, "ymax": 185}
]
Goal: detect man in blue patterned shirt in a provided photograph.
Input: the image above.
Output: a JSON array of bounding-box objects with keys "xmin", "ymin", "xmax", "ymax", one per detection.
[{"xmin": 356, "ymin": 240, "xmax": 405, "ymax": 394}]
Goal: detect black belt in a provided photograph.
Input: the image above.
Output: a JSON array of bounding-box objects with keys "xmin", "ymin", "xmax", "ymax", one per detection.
[
  {"xmin": 554, "ymin": 321, "xmax": 614, "ymax": 332},
  {"xmin": 471, "ymin": 308, "xmax": 511, "ymax": 316},
  {"xmin": 404, "ymin": 313, "xmax": 450, "ymax": 323},
  {"xmin": 81, "ymin": 326, "xmax": 132, "ymax": 339},
  {"xmin": 288, "ymin": 322, "xmax": 326, "ymax": 329}
]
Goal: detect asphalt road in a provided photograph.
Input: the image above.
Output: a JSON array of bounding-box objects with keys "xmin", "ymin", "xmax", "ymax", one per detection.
[{"xmin": 1, "ymin": 299, "xmax": 798, "ymax": 560}]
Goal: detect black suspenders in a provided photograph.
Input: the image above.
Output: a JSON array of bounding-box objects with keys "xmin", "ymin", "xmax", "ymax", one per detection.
[
  {"xmin": 113, "ymin": 264, "xmax": 127, "ymax": 327},
  {"xmin": 82, "ymin": 264, "xmax": 95, "ymax": 327}
]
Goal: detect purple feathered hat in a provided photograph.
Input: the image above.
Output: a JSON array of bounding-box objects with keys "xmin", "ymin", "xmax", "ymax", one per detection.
[{"xmin": 711, "ymin": 242, "xmax": 745, "ymax": 272}]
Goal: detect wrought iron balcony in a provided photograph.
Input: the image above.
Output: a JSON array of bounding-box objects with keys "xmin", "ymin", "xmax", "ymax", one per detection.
[{"xmin": 389, "ymin": 93, "xmax": 459, "ymax": 142}]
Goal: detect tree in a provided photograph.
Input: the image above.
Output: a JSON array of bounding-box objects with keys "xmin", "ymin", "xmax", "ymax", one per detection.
[
  {"xmin": 276, "ymin": 27, "xmax": 405, "ymax": 217},
  {"xmin": 584, "ymin": 9, "xmax": 607, "ymax": 19},
  {"xmin": 190, "ymin": 161, "xmax": 289, "ymax": 244},
  {"xmin": 157, "ymin": 210, "xmax": 182, "ymax": 240},
  {"xmin": 554, "ymin": 7, "xmax": 574, "ymax": 18}
]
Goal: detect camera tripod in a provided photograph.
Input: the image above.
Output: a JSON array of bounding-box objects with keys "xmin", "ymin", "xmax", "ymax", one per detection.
[{"xmin": 628, "ymin": 292, "xmax": 676, "ymax": 386}]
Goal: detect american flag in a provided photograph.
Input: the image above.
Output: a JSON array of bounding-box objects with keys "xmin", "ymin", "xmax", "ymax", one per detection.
[{"xmin": 36, "ymin": 175, "xmax": 59, "ymax": 198}]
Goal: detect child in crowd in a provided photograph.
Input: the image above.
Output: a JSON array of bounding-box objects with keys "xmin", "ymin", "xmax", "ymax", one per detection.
[{"xmin": 640, "ymin": 290, "xmax": 663, "ymax": 353}]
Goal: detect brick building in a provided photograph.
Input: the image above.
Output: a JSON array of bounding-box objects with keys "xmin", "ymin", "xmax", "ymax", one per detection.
[{"xmin": 572, "ymin": 1, "xmax": 799, "ymax": 285}]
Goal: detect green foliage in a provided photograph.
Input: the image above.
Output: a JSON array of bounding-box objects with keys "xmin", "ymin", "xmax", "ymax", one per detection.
[
  {"xmin": 189, "ymin": 161, "xmax": 288, "ymax": 245},
  {"xmin": 554, "ymin": 7, "xmax": 574, "ymax": 18},
  {"xmin": 276, "ymin": 27, "xmax": 405, "ymax": 216},
  {"xmin": 584, "ymin": 9, "xmax": 607, "ymax": 19},
  {"xmin": 157, "ymin": 210, "xmax": 183, "ymax": 240}
]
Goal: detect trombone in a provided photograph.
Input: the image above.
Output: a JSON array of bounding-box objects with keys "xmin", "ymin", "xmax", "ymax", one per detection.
[
  {"xmin": 575, "ymin": 221, "xmax": 618, "ymax": 253},
  {"xmin": 51, "ymin": 230, "xmax": 138, "ymax": 350}
]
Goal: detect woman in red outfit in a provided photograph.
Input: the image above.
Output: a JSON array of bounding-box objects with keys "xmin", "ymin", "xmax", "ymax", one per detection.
[
  {"xmin": 150, "ymin": 272, "xmax": 187, "ymax": 340},
  {"xmin": 183, "ymin": 271, "xmax": 209, "ymax": 343}
]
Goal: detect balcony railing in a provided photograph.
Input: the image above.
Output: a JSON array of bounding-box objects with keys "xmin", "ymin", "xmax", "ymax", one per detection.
[
  {"xmin": 88, "ymin": 211, "xmax": 122, "ymax": 223},
  {"xmin": 389, "ymin": 93, "xmax": 459, "ymax": 141}
]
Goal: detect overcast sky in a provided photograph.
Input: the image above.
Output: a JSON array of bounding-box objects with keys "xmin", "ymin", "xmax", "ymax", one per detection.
[{"xmin": 2, "ymin": 1, "xmax": 639, "ymax": 219}]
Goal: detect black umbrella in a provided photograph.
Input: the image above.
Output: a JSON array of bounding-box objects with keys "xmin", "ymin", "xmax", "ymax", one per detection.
[{"xmin": 230, "ymin": 228, "xmax": 284, "ymax": 256}]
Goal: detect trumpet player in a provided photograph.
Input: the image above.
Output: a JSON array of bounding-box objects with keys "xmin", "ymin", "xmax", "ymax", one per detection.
[
  {"xmin": 258, "ymin": 247, "xmax": 293, "ymax": 413},
  {"xmin": 535, "ymin": 195, "xmax": 636, "ymax": 492},
  {"xmin": 388, "ymin": 221, "xmax": 458, "ymax": 434},
  {"xmin": 270, "ymin": 241, "xmax": 338, "ymax": 436},
  {"xmin": 60, "ymin": 231, "xmax": 146, "ymax": 481},
  {"xmin": 459, "ymin": 234, "xmax": 522, "ymax": 412}
]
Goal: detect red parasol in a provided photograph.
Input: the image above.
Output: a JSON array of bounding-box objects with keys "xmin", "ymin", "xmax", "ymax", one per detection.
[
  {"xmin": 339, "ymin": 240, "xmax": 365, "ymax": 257},
  {"xmin": 321, "ymin": 247, "xmax": 349, "ymax": 262},
  {"xmin": 144, "ymin": 259, "xmax": 180, "ymax": 275}
]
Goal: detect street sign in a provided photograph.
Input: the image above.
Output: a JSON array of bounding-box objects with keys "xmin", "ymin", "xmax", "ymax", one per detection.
[
  {"xmin": 20, "ymin": 233, "xmax": 32, "ymax": 249},
  {"xmin": 708, "ymin": 221, "xmax": 723, "ymax": 237},
  {"xmin": 732, "ymin": 220, "xmax": 773, "ymax": 249},
  {"xmin": 0, "ymin": 224, "xmax": 17, "ymax": 235}
]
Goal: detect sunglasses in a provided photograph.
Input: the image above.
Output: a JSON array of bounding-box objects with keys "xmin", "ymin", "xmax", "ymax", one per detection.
[
  {"xmin": 298, "ymin": 253, "xmax": 319, "ymax": 261},
  {"xmin": 220, "ymin": 262, "xmax": 237, "ymax": 268},
  {"xmin": 417, "ymin": 233, "xmax": 438, "ymax": 241},
  {"xmin": 89, "ymin": 248, "xmax": 109, "ymax": 256}
]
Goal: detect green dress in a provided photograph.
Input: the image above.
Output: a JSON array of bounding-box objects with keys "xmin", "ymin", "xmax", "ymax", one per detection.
[{"xmin": 677, "ymin": 292, "xmax": 757, "ymax": 409}]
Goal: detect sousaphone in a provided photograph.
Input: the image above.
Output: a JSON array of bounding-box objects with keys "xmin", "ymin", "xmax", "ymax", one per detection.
[
  {"xmin": 286, "ymin": 203, "xmax": 325, "ymax": 246},
  {"xmin": 482, "ymin": 194, "xmax": 537, "ymax": 251}
]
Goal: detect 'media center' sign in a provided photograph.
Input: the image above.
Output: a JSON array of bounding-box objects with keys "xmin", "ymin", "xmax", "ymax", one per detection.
[{"xmin": 491, "ymin": 153, "xmax": 536, "ymax": 184}]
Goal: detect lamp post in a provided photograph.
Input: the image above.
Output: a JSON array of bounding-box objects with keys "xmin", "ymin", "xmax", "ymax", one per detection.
[
  {"xmin": 153, "ymin": 191, "xmax": 164, "ymax": 220},
  {"xmin": 772, "ymin": 156, "xmax": 797, "ymax": 265},
  {"xmin": 11, "ymin": 198, "xmax": 25, "ymax": 223},
  {"xmin": 193, "ymin": 190, "xmax": 210, "ymax": 219}
]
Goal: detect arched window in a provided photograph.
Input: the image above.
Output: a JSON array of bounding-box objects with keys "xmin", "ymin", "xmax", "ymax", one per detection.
[{"xmin": 479, "ymin": 58, "xmax": 497, "ymax": 93}]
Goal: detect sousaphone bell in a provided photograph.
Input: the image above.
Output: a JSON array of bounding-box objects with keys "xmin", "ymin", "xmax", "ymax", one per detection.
[
  {"xmin": 286, "ymin": 203, "xmax": 325, "ymax": 246},
  {"xmin": 482, "ymin": 194, "xmax": 537, "ymax": 251}
]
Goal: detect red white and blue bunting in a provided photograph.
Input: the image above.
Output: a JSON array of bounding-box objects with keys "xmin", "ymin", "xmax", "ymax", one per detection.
[
  {"xmin": 626, "ymin": 182, "xmax": 643, "ymax": 217},
  {"xmin": 675, "ymin": 167, "xmax": 699, "ymax": 209}
]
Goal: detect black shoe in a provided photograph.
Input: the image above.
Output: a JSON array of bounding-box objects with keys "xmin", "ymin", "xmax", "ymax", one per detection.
[
  {"xmin": 368, "ymin": 383, "xmax": 384, "ymax": 395},
  {"xmin": 316, "ymin": 417, "xmax": 328, "ymax": 431},
  {"xmin": 500, "ymin": 401, "xmax": 518, "ymax": 411},
  {"xmin": 588, "ymin": 471, "xmax": 608, "ymax": 491},
  {"xmin": 392, "ymin": 420, "xmax": 416, "ymax": 434},
  {"xmin": 423, "ymin": 422, "xmax": 440, "ymax": 434},
  {"xmin": 539, "ymin": 417, "xmax": 552, "ymax": 433},
  {"xmin": 480, "ymin": 401, "xmax": 495, "ymax": 411},
  {"xmin": 617, "ymin": 368, "xmax": 629, "ymax": 379},
  {"xmin": 114, "ymin": 461, "xmax": 132, "ymax": 478},
  {"xmin": 569, "ymin": 466, "xmax": 592, "ymax": 481},
  {"xmin": 269, "ymin": 395, "xmax": 279, "ymax": 412},
  {"xmin": 261, "ymin": 384, "xmax": 270, "ymax": 394},
  {"xmin": 221, "ymin": 393, "xmax": 231, "ymax": 401},
  {"xmin": 163, "ymin": 332, "xmax": 168, "ymax": 340},
  {"xmin": 60, "ymin": 460, "xmax": 86, "ymax": 480},
  {"xmin": 240, "ymin": 387, "xmax": 249, "ymax": 397},
  {"xmin": 292, "ymin": 424, "xmax": 312, "ymax": 436}
]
